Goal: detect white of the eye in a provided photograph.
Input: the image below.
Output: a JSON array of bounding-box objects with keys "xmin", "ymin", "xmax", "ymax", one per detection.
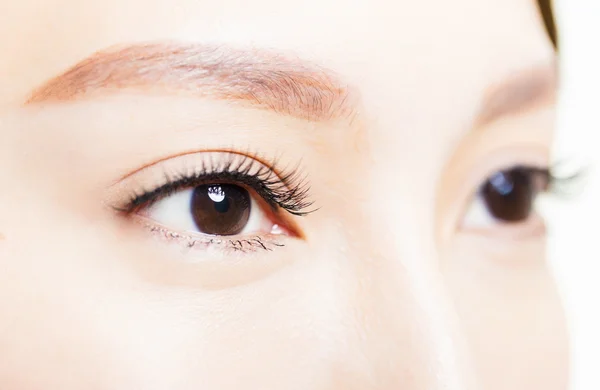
[
  {"xmin": 461, "ymin": 195, "xmax": 496, "ymax": 229},
  {"xmin": 147, "ymin": 188, "xmax": 198, "ymax": 232},
  {"xmin": 237, "ymin": 196, "xmax": 265, "ymax": 235},
  {"xmin": 145, "ymin": 187, "xmax": 270, "ymax": 235},
  {"xmin": 461, "ymin": 192, "xmax": 546, "ymax": 229}
]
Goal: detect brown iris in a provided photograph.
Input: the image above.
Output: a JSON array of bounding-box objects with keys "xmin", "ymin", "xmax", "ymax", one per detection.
[
  {"xmin": 190, "ymin": 184, "xmax": 251, "ymax": 235},
  {"xmin": 481, "ymin": 168, "xmax": 541, "ymax": 222}
]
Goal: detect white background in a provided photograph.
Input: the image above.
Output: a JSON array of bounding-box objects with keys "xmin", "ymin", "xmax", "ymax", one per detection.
[{"xmin": 549, "ymin": 1, "xmax": 600, "ymax": 389}]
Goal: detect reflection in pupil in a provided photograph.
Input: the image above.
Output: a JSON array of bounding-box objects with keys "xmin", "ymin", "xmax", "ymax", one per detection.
[
  {"xmin": 208, "ymin": 185, "xmax": 230, "ymax": 213},
  {"xmin": 208, "ymin": 185, "xmax": 226, "ymax": 202},
  {"xmin": 490, "ymin": 172, "xmax": 514, "ymax": 196}
]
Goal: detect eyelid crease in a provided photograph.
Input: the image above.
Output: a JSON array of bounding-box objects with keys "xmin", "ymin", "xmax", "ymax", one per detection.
[
  {"xmin": 110, "ymin": 149, "xmax": 289, "ymax": 185},
  {"xmin": 108, "ymin": 150, "xmax": 315, "ymax": 217},
  {"xmin": 474, "ymin": 61, "xmax": 557, "ymax": 128}
]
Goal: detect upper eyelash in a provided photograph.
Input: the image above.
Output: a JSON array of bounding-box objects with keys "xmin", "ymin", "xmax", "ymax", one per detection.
[
  {"xmin": 118, "ymin": 152, "xmax": 315, "ymax": 216},
  {"xmin": 547, "ymin": 164, "xmax": 588, "ymax": 199},
  {"xmin": 484, "ymin": 165, "xmax": 585, "ymax": 197}
]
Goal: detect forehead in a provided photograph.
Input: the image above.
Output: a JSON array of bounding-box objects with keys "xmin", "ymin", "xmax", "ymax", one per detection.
[{"xmin": 0, "ymin": 0, "xmax": 552, "ymax": 105}]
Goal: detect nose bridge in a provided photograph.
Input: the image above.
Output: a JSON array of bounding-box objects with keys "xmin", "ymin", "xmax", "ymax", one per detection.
[
  {"xmin": 339, "ymin": 103, "xmax": 479, "ymax": 388},
  {"xmin": 352, "ymin": 238, "xmax": 477, "ymax": 390},
  {"xmin": 401, "ymin": 244, "xmax": 475, "ymax": 390},
  {"xmin": 344, "ymin": 193, "xmax": 477, "ymax": 390}
]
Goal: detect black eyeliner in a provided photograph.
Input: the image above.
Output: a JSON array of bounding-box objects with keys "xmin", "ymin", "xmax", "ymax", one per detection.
[{"xmin": 120, "ymin": 153, "xmax": 315, "ymax": 217}]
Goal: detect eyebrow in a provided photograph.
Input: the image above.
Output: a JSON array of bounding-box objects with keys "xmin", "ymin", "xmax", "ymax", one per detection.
[
  {"xmin": 475, "ymin": 60, "xmax": 557, "ymax": 127},
  {"xmin": 25, "ymin": 43, "xmax": 354, "ymax": 122},
  {"xmin": 25, "ymin": 43, "xmax": 556, "ymax": 126}
]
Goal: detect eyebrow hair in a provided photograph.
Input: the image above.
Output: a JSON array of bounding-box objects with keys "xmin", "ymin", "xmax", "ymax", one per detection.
[
  {"xmin": 26, "ymin": 43, "xmax": 556, "ymax": 127},
  {"xmin": 25, "ymin": 43, "xmax": 355, "ymax": 122},
  {"xmin": 475, "ymin": 60, "xmax": 557, "ymax": 127}
]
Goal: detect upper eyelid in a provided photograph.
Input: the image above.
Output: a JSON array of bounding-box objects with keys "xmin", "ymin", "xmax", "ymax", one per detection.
[
  {"xmin": 109, "ymin": 149, "xmax": 283, "ymax": 185},
  {"xmin": 106, "ymin": 151, "xmax": 282, "ymax": 205},
  {"xmin": 105, "ymin": 150, "xmax": 314, "ymax": 216},
  {"xmin": 475, "ymin": 166, "xmax": 552, "ymax": 193},
  {"xmin": 121, "ymin": 171, "xmax": 279, "ymax": 213}
]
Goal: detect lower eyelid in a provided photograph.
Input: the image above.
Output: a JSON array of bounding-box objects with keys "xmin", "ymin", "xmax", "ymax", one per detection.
[
  {"xmin": 459, "ymin": 213, "xmax": 546, "ymax": 240},
  {"xmin": 132, "ymin": 216, "xmax": 286, "ymax": 253},
  {"xmin": 461, "ymin": 195, "xmax": 546, "ymax": 232}
]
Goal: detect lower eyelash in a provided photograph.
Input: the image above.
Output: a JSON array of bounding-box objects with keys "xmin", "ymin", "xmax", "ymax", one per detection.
[{"xmin": 143, "ymin": 221, "xmax": 285, "ymax": 253}]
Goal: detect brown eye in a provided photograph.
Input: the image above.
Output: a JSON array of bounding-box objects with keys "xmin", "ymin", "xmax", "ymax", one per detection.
[
  {"xmin": 190, "ymin": 184, "xmax": 251, "ymax": 235},
  {"xmin": 481, "ymin": 167, "xmax": 546, "ymax": 222}
]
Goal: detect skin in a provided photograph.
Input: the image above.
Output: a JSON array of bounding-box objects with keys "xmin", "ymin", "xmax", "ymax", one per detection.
[{"xmin": 0, "ymin": 0, "xmax": 567, "ymax": 389}]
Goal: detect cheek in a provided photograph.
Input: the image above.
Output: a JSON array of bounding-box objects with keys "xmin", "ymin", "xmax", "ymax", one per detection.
[
  {"xmin": 0, "ymin": 201, "xmax": 185, "ymax": 388},
  {"xmin": 442, "ymin": 237, "xmax": 568, "ymax": 390},
  {"xmin": 0, "ymin": 212, "xmax": 337, "ymax": 389}
]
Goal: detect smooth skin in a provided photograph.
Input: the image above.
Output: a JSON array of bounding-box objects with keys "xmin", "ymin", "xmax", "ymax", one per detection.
[{"xmin": 0, "ymin": 0, "xmax": 566, "ymax": 389}]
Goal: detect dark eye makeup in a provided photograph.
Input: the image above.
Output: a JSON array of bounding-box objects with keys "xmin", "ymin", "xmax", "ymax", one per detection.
[{"xmin": 115, "ymin": 152, "xmax": 315, "ymax": 218}]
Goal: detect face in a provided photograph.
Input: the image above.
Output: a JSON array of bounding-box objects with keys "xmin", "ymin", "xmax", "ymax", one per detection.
[{"xmin": 0, "ymin": 0, "xmax": 566, "ymax": 389}]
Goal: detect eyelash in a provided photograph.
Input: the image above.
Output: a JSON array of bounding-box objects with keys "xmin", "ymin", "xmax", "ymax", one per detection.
[
  {"xmin": 538, "ymin": 164, "xmax": 584, "ymax": 198},
  {"xmin": 112, "ymin": 153, "xmax": 582, "ymax": 254},
  {"xmin": 138, "ymin": 221, "xmax": 286, "ymax": 253},
  {"xmin": 117, "ymin": 152, "xmax": 315, "ymax": 217},
  {"xmin": 473, "ymin": 164, "xmax": 583, "ymax": 207}
]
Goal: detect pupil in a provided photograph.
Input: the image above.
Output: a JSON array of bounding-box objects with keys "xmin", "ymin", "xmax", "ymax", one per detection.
[
  {"xmin": 190, "ymin": 184, "xmax": 251, "ymax": 235},
  {"xmin": 213, "ymin": 197, "xmax": 230, "ymax": 213},
  {"xmin": 481, "ymin": 168, "xmax": 535, "ymax": 222}
]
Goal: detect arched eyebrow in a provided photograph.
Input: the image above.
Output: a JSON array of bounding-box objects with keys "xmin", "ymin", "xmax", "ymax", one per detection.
[
  {"xmin": 25, "ymin": 43, "xmax": 556, "ymax": 126},
  {"xmin": 475, "ymin": 59, "xmax": 557, "ymax": 127},
  {"xmin": 25, "ymin": 43, "xmax": 356, "ymax": 122}
]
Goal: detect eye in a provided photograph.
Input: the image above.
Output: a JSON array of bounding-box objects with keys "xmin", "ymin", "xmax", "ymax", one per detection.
[
  {"xmin": 141, "ymin": 183, "xmax": 275, "ymax": 237},
  {"xmin": 108, "ymin": 151, "xmax": 314, "ymax": 250},
  {"xmin": 462, "ymin": 166, "xmax": 550, "ymax": 229}
]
